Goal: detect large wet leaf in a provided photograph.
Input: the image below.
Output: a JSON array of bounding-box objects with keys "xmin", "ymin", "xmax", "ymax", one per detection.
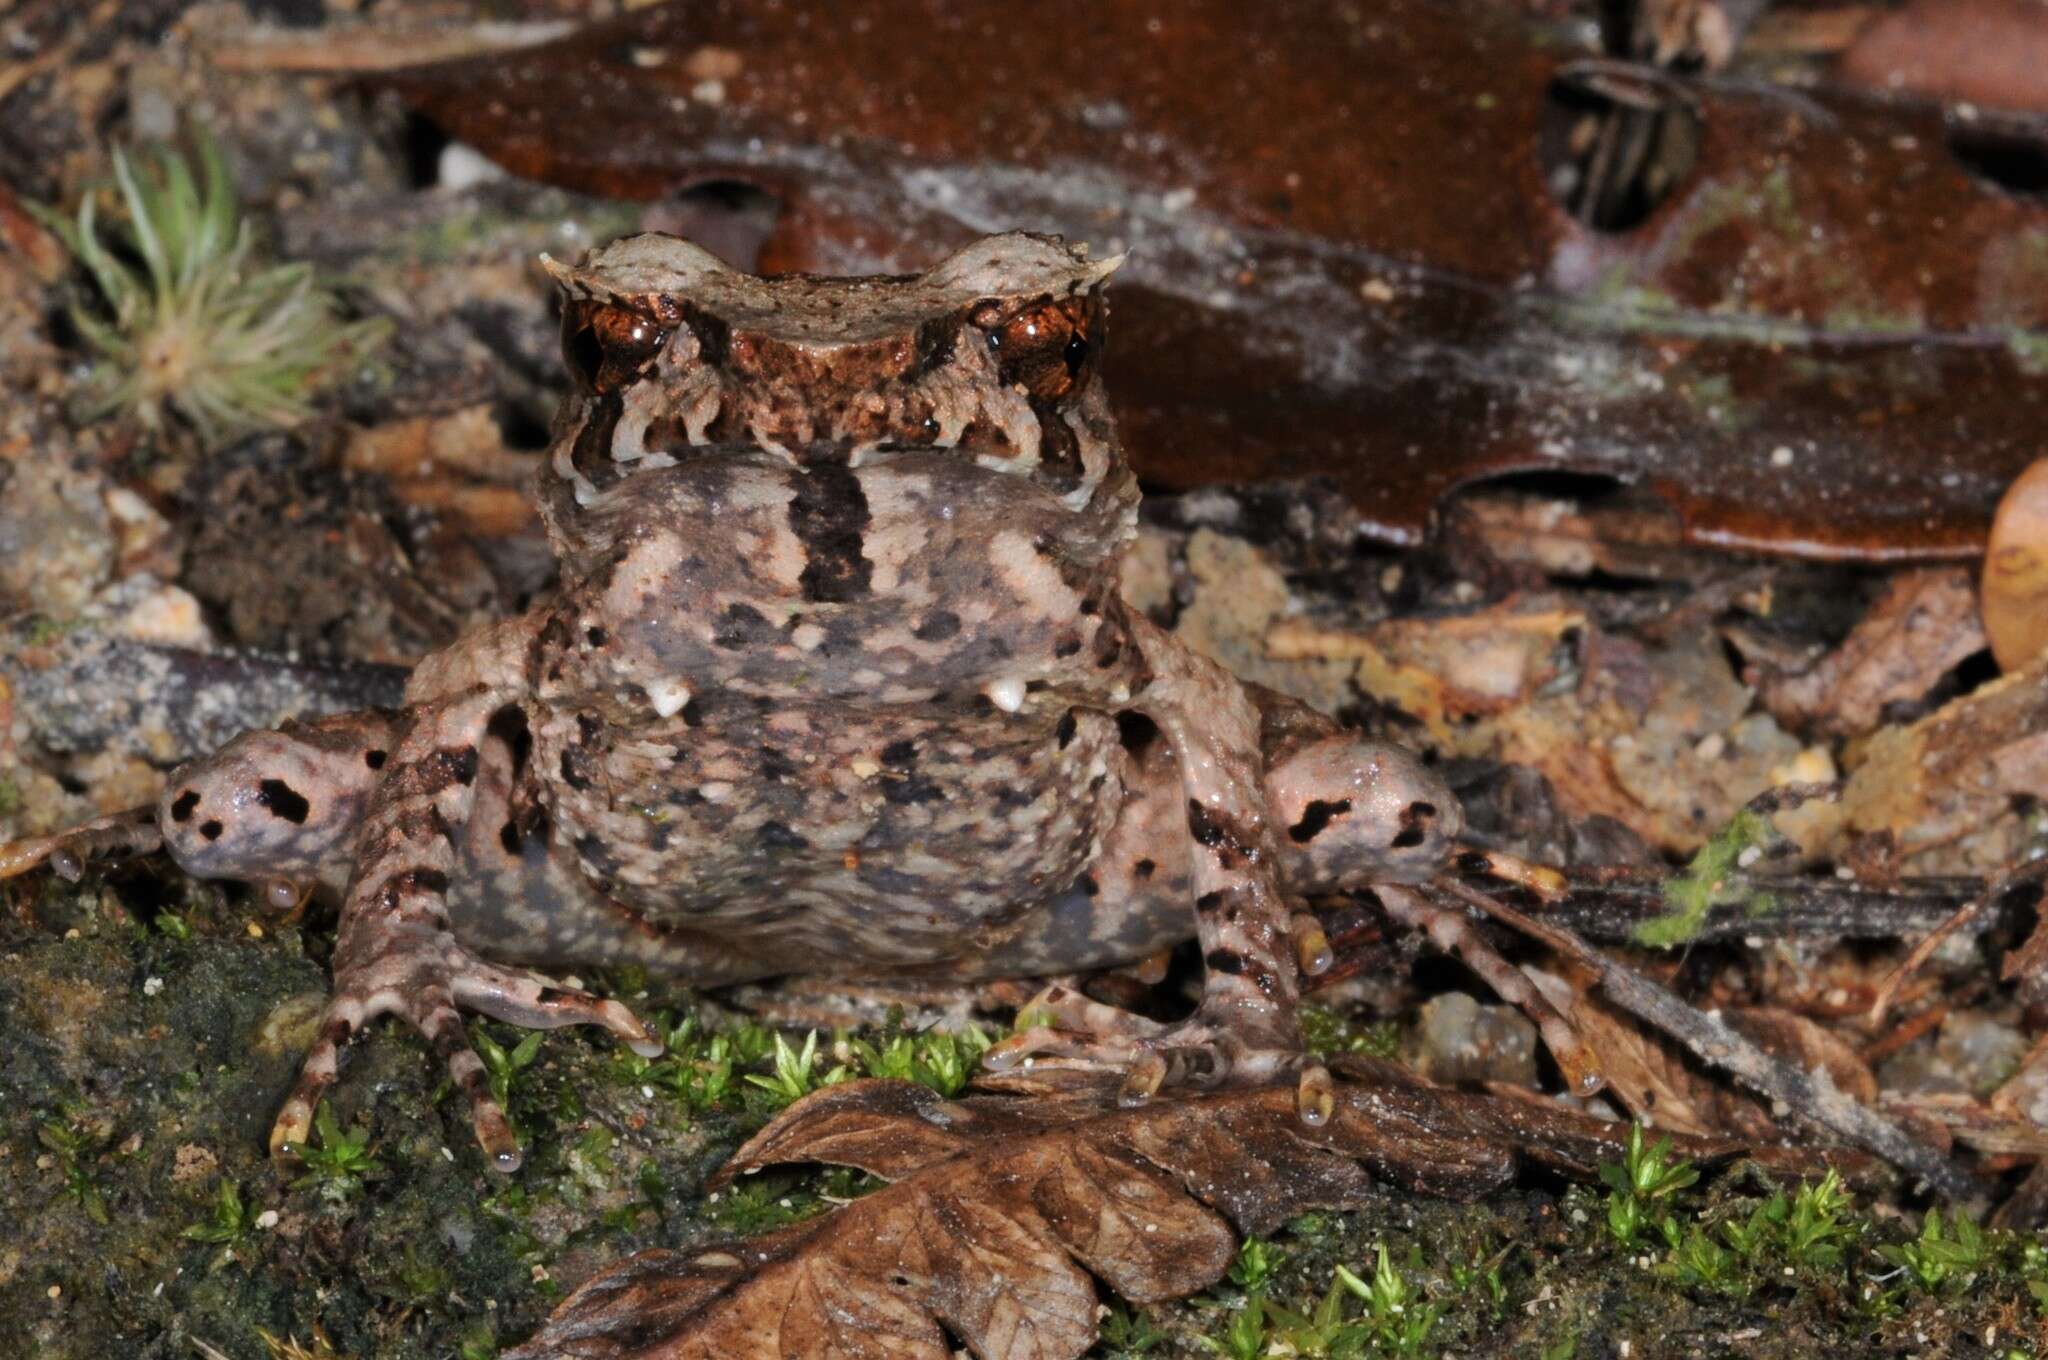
[
  {"xmin": 507, "ymin": 1066, "xmax": 1748, "ymax": 1359},
  {"xmin": 375, "ymin": 0, "xmax": 2048, "ymax": 561}
]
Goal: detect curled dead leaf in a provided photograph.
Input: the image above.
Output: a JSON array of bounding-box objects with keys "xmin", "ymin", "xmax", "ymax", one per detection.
[
  {"xmin": 1982, "ymin": 457, "xmax": 2048, "ymax": 673},
  {"xmin": 507, "ymin": 1069, "xmax": 1746, "ymax": 1359},
  {"xmin": 1759, "ymin": 568, "xmax": 1986, "ymax": 738}
]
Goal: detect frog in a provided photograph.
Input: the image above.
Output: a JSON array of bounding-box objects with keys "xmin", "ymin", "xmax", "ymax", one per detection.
[{"xmin": 4, "ymin": 231, "xmax": 1597, "ymax": 1170}]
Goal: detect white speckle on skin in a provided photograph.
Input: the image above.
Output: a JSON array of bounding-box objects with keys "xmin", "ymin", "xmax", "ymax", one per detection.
[
  {"xmin": 985, "ymin": 677, "xmax": 1027, "ymax": 713},
  {"xmin": 646, "ymin": 678, "xmax": 693, "ymax": 719}
]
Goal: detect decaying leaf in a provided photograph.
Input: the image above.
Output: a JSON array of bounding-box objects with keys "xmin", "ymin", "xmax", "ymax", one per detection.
[
  {"xmin": 1982, "ymin": 457, "xmax": 2048, "ymax": 673},
  {"xmin": 1841, "ymin": 648, "xmax": 2048, "ymax": 872},
  {"xmin": 1758, "ymin": 568, "xmax": 1986, "ymax": 738},
  {"xmin": 507, "ymin": 1069, "xmax": 1749, "ymax": 1359},
  {"xmin": 1526, "ymin": 968, "xmax": 1774, "ymax": 1141},
  {"xmin": 371, "ymin": 0, "xmax": 2048, "ymax": 563}
]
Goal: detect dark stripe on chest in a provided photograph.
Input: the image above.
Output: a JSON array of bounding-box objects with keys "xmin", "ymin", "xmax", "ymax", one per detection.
[{"xmin": 788, "ymin": 459, "xmax": 873, "ymax": 603}]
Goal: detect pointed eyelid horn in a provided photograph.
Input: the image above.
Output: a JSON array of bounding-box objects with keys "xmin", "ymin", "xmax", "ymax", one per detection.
[
  {"xmin": 539, "ymin": 233, "xmax": 739, "ymax": 302},
  {"xmin": 543, "ymin": 232, "xmax": 1127, "ymax": 303}
]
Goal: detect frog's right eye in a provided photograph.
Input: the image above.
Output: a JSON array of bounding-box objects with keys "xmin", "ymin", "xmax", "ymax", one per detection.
[{"xmin": 561, "ymin": 301, "xmax": 671, "ymax": 394}]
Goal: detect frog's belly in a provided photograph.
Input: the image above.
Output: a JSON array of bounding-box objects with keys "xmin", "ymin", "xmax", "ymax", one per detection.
[{"xmin": 528, "ymin": 702, "xmax": 1128, "ymax": 974}]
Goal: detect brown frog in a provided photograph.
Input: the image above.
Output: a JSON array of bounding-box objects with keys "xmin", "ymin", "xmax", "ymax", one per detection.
[{"xmin": 6, "ymin": 233, "xmax": 1593, "ymax": 1169}]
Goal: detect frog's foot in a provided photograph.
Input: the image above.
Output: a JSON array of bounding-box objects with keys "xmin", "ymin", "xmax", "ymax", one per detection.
[
  {"xmin": 0, "ymin": 807, "xmax": 161, "ymax": 881},
  {"xmin": 269, "ymin": 937, "xmax": 663, "ymax": 1171},
  {"xmin": 983, "ymin": 983, "xmax": 1335, "ymax": 1124},
  {"xmin": 1379, "ymin": 882, "xmax": 1605, "ymax": 1098}
]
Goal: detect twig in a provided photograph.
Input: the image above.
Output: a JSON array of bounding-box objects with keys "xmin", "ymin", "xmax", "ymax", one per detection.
[
  {"xmin": 1542, "ymin": 868, "xmax": 1988, "ymax": 945},
  {"xmin": 1442, "ymin": 878, "xmax": 1980, "ymax": 1199},
  {"xmin": 1593, "ymin": 960, "xmax": 1978, "ymax": 1199}
]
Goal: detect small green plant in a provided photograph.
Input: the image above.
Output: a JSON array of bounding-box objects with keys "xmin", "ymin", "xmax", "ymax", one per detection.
[
  {"xmin": 1599, "ymin": 1124, "xmax": 1699, "ymax": 1249},
  {"xmin": 38, "ymin": 1114, "xmax": 110, "ymax": 1225},
  {"xmin": 1228, "ymin": 1235, "xmax": 1282, "ymax": 1294},
  {"xmin": 1098, "ymin": 1299, "xmax": 1168, "ymax": 1356},
  {"xmin": 286, "ymin": 1102, "xmax": 383, "ymax": 1198},
  {"xmin": 152, "ymin": 908, "xmax": 194, "ymax": 941},
  {"xmin": 744, "ymin": 1030, "xmax": 851, "ymax": 1110},
  {"xmin": 1776, "ymin": 1170, "xmax": 1859, "ymax": 1270},
  {"xmin": 1336, "ymin": 1244, "xmax": 1442, "ymax": 1356},
  {"xmin": 704, "ymin": 1174, "xmax": 835, "ymax": 1234},
  {"xmin": 1261, "ymin": 1278, "xmax": 1353, "ymax": 1356},
  {"xmin": 182, "ymin": 1178, "xmax": 252, "ymax": 1247},
  {"xmin": 1446, "ymin": 1246, "xmax": 1509, "ymax": 1313},
  {"xmin": 474, "ymin": 1026, "xmax": 545, "ymax": 1112},
  {"xmin": 1878, "ymin": 1207, "xmax": 1991, "ymax": 1291},
  {"xmin": 845, "ymin": 1024, "xmax": 992, "ymax": 1097},
  {"xmin": 37, "ymin": 136, "xmax": 388, "ymax": 447},
  {"xmin": 1199, "ymin": 1296, "xmax": 1269, "ymax": 1360},
  {"xmin": 1666, "ymin": 1226, "xmax": 1738, "ymax": 1291},
  {"xmin": 1634, "ymin": 808, "xmax": 1781, "ymax": 947}
]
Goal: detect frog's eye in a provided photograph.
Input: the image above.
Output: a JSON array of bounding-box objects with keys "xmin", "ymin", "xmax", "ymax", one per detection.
[
  {"xmin": 561, "ymin": 300, "xmax": 671, "ymax": 394},
  {"xmin": 971, "ymin": 298, "xmax": 1096, "ymax": 404}
]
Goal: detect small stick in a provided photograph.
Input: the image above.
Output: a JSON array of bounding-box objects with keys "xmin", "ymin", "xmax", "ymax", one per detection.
[
  {"xmin": 1438, "ymin": 876, "xmax": 1979, "ymax": 1200},
  {"xmin": 1870, "ymin": 857, "xmax": 2048, "ymax": 1024}
]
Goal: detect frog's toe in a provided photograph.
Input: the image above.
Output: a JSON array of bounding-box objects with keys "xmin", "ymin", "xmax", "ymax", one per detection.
[
  {"xmin": 985, "ymin": 994, "xmax": 1322, "ymax": 1120},
  {"xmin": 453, "ymin": 956, "xmax": 665, "ymax": 1059},
  {"xmin": 269, "ymin": 1004, "xmax": 361, "ymax": 1158},
  {"xmin": 0, "ymin": 807, "xmax": 161, "ymax": 882},
  {"xmin": 1002, "ymin": 981, "xmax": 1166, "ymax": 1046},
  {"xmin": 421, "ymin": 996, "xmax": 524, "ymax": 1172},
  {"xmin": 271, "ymin": 938, "xmax": 661, "ymax": 1170}
]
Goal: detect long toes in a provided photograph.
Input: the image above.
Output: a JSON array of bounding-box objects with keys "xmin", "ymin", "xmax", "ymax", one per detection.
[
  {"xmin": 451, "ymin": 958, "xmax": 663, "ymax": 1059},
  {"xmin": 1295, "ymin": 1062, "xmax": 1336, "ymax": 1127},
  {"xmin": 1017, "ymin": 983, "xmax": 1168, "ymax": 1040},
  {"xmin": 420, "ymin": 1001, "xmax": 523, "ymax": 1172},
  {"xmin": 0, "ymin": 809, "xmax": 160, "ymax": 882},
  {"xmin": 270, "ymin": 1008, "xmax": 361, "ymax": 1157},
  {"xmin": 0, "ymin": 834, "xmax": 62, "ymax": 880}
]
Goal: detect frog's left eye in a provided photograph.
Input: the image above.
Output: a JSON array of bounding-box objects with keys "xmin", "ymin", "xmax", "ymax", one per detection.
[
  {"xmin": 561, "ymin": 301, "xmax": 671, "ymax": 394},
  {"xmin": 972, "ymin": 299, "xmax": 1095, "ymax": 404}
]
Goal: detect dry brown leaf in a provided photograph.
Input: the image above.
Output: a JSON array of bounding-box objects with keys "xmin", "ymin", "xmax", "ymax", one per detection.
[
  {"xmin": 1527, "ymin": 969, "xmax": 1774, "ymax": 1141},
  {"xmin": 1759, "ymin": 568, "xmax": 1986, "ymax": 737},
  {"xmin": 507, "ymin": 1069, "xmax": 1743, "ymax": 1360},
  {"xmin": 1726, "ymin": 1006, "xmax": 1879, "ymax": 1107},
  {"xmin": 1267, "ymin": 600, "xmax": 1582, "ymax": 740},
  {"xmin": 1841, "ymin": 649, "xmax": 2048, "ymax": 872},
  {"xmin": 1983, "ymin": 458, "xmax": 2048, "ymax": 672}
]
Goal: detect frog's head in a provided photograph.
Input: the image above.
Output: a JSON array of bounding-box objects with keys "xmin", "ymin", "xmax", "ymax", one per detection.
[{"xmin": 541, "ymin": 232, "xmax": 1129, "ymax": 513}]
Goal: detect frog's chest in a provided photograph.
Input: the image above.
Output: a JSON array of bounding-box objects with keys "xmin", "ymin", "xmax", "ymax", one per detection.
[{"xmin": 524, "ymin": 695, "xmax": 1130, "ymax": 968}]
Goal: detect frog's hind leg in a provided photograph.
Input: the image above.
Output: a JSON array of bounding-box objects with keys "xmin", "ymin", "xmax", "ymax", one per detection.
[
  {"xmin": 986, "ymin": 616, "xmax": 1339, "ymax": 1122},
  {"xmin": 446, "ymin": 713, "xmax": 763, "ymax": 981},
  {"xmin": 270, "ymin": 692, "xmax": 662, "ymax": 1172},
  {"xmin": 1375, "ymin": 881, "xmax": 1604, "ymax": 1097}
]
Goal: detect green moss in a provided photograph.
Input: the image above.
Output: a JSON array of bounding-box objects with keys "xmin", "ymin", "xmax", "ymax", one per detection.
[
  {"xmin": 7, "ymin": 869, "xmax": 2041, "ymax": 1358},
  {"xmin": 1633, "ymin": 806, "xmax": 1781, "ymax": 947}
]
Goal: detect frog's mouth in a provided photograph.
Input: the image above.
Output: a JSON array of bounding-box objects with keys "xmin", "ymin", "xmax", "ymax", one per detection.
[{"xmin": 556, "ymin": 375, "xmax": 1108, "ymax": 514}]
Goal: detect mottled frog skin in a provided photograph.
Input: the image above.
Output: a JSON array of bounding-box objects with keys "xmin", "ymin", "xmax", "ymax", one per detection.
[{"xmin": 16, "ymin": 234, "xmax": 1471, "ymax": 1169}]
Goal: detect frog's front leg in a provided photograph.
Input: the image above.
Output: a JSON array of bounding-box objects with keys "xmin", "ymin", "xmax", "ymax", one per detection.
[
  {"xmin": 989, "ymin": 614, "xmax": 1336, "ymax": 1121},
  {"xmin": 268, "ymin": 687, "xmax": 661, "ymax": 1171}
]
